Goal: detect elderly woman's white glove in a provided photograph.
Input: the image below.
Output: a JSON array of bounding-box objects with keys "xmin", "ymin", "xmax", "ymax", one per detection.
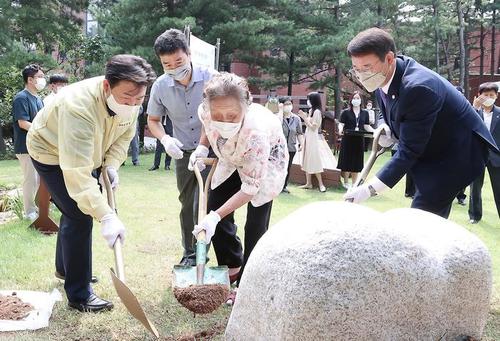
[
  {"xmin": 188, "ymin": 145, "xmax": 209, "ymax": 171},
  {"xmin": 192, "ymin": 211, "xmax": 221, "ymax": 243},
  {"xmin": 378, "ymin": 124, "xmax": 397, "ymax": 148}
]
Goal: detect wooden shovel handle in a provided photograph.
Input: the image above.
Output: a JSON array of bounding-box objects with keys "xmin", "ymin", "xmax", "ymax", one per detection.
[
  {"xmin": 193, "ymin": 158, "xmax": 218, "ymax": 242},
  {"xmin": 102, "ymin": 166, "xmax": 125, "ymax": 282}
]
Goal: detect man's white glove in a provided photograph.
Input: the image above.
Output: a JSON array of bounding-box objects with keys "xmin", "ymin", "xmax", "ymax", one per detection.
[
  {"xmin": 378, "ymin": 124, "xmax": 397, "ymax": 148},
  {"xmin": 161, "ymin": 135, "xmax": 184, "ymax": 159},
  {"xmin": 99, "ymin": 167, "xmax": 119, "ymax": 189},
  {"xmin": 343, "ymin": 177, "xmax": 389, "ymax": 203},
  {"xmin": 188, "ymin": 145, "xmax": 209, "ymax": 171},
  {"xmin": 192, "ymin": 211, "xmax": 221, "ymax": 243},
  {"xmin": 100, "ymin": 213, "xmax": 126, "ymax": 248}
]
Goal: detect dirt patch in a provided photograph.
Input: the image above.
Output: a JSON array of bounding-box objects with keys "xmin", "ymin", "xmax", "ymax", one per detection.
[
  {"xmin": 161, "ymin": 319, "xmax": 227, "ymax": 341},
  {"xmin": 173, "ymin": 284, "xmax": 229, "ymax": 315},
  {"xmin": 0, "ymin": 292, "xmax": 34, "ymax": 320}
]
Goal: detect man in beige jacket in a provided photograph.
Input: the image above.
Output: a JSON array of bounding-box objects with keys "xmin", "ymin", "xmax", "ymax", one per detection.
[{"xmin": 27, "ymin": 54, "xmax": 156, "ymax": 312}]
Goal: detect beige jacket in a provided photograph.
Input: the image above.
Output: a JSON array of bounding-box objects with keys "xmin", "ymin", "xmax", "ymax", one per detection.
[{"xmin": 27, "ymin": 76, "xmax": 137, "ymax": 220}]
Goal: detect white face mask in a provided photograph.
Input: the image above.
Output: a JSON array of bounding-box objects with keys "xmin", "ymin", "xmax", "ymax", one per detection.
[
  {"xmin": 106, "ymin": 93, "xmax": 140, "ymax": 121},
  {"xmin": 164, "ymin": 62, "xmax": 191, "ymax": 81},
  {"xmin": 483, "ymin": 98, "xmax": 496, "ymax": 107},
  {"xmin": 211, "ymin": 120, "xmax": 242, "ymax": 139},
  {"xmin": 35, "ymin": 78, "xmax": 46, "ymax": 91},
  {"xmin": 351, "ymin": 99, "xmax": 361, "ymax": 107},
  {"xmin": 306, "ymin": 100, "xmax": 311, "ymax": 107},
  {"xmin": 283, "ymin": 104, "xmax": 293, "ymax": 114}
]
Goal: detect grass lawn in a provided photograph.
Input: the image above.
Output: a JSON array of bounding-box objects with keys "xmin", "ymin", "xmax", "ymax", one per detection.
[{"xmin": 0, "ymin": 152, "xmax": 499, "ymax": 340}]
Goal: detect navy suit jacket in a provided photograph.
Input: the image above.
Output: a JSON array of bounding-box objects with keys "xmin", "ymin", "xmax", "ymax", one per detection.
[
  {"xmin": 376, "ymin": 56, "xmax": 498, "ymax": 200},
  {"xmin": 478, "ymin": 105, "xmax": 500, "ymax": 167}
]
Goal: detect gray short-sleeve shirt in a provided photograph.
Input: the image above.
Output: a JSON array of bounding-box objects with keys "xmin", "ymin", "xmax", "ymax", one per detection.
[{"xmin": 147, "ymin": 65, "xmax": 217, "ymax": 150}]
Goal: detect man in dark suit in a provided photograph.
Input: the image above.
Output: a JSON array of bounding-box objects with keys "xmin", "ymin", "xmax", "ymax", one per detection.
[
  {"xmin": 468, "ymin": 82, "xmax": 500, "ymax": 223},
  {"xmin": 344, "ymin": 28, "xmax": 498, "ymax": 218}
]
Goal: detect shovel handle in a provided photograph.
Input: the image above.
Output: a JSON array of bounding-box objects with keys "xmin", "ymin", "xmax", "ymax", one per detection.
[
  {"xmin": 102, "ymin": 166, "xmax": 126, "ymax": 282},
  {"xmin": 346, "ymin": 126, "xmax": 389, "ymax": 202},
  {"xmin": 193, "ymin": 158, "xmax": 218, "ymax": 242}
]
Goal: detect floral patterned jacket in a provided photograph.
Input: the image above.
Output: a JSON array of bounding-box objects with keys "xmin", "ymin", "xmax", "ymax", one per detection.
[{"xmin": 199, "ymin": 103, "xmax": 289, "ymax": 206}]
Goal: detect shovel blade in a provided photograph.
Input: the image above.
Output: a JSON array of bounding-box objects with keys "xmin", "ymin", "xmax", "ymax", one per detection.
[
  {"xmin": 172, "ymin": 265, "xmax": 230, "ymax": 288},
  {"xmin": 110, "ymin": 268, "xmax": 160, "ymax": 339}
]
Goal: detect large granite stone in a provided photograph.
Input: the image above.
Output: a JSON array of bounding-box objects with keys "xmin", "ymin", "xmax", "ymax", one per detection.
[{"xmin": 225, "ymin": 202, "xmax": 491, "ymax": 341}]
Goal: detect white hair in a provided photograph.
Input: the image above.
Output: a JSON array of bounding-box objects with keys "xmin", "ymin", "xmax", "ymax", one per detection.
[{"xmin": 202, "ymin": 72, "xmax": 252, "ymax": 111}]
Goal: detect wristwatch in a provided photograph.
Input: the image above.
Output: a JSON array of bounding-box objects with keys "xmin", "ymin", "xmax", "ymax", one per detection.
[{"xmin": 368, "ymin": 185, "xmax": 378, "ymax": 197}]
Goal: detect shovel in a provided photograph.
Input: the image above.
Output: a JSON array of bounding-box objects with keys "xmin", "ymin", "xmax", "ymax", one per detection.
[
  {"xmin": 102, "ymin": 168, "xmax": 159, "ymax": 339},
  {"xmin": 172, "ymin": 158, "xmax": 230, "ymax": 314},
  {"xmin": 348, "ymin": 126, "xmax": 393, "ymax": 195}
]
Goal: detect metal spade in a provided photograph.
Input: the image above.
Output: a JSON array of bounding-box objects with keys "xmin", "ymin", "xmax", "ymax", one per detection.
[{"xmin": 102, "ymin": 167, "xmax": 159, "ymax": 339}]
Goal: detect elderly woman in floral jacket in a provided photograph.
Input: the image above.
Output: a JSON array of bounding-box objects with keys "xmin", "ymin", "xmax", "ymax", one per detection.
[{"xmin": 188, "ymin": 72, "xmax": 288, "ymax": 304}]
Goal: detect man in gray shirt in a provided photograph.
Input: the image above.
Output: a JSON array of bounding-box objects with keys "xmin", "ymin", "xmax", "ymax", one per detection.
[{"xmin": 147, "ymin": 29, "xmax": 217, "ymax": 266}]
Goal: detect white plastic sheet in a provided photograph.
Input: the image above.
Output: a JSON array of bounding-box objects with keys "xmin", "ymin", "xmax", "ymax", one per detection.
[{"xmin": 0, "ymin": 289, "xmax": 62, "ymax": 331}]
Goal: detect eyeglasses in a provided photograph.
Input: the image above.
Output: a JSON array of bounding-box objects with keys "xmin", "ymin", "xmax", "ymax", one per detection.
[{"xmin": 349, "ymin": 59, "xmax": 385, "ymax": 78}]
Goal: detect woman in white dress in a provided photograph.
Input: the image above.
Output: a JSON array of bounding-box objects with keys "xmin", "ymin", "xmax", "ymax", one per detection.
[{"xmin": 297, "ymin": 92, "xmax": 326, "ymax": 192}]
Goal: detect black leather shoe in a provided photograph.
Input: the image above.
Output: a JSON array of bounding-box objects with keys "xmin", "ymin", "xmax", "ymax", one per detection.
[
  {"xmin": 457, "ymin": 198, "xmax": 466, "ymax": 206},
  {"xmin": 68, "ymin": 293, "xmax": 113, "ymax": 312},
  {"xmin": 179, "ymin": 257, "xmax": 197, "ymax": 267},
  {"xmin": 55, "ymin": 271, "xmax": 98, "ymax": 284},
  {"xmin": 281, "ymin": 187, "xmax": 290, "ymax": 194},
  {"xmin": 149, "ymin": 166, "xmax": 159, "ymax": 171}
]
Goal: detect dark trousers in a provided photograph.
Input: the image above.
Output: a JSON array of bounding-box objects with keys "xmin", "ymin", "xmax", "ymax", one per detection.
[
  {"xmin": 153, "ymin": 138, "xmax": 171, "ymax": 168},
  {"xmin": 468, "ymin": 163, "xmax": 500, "ymax": 221},
  {"xmin": 208, "ymin": 171, "xmax": 273, "ymax": 285},
  {"xmin": 32, "ymin": 159, "xmax": 93, "ymax": 303},
  {"xmin": 411, "ymin": 190, "xmax": 455, "ymax": 219},
  {"xmin": 456, "ymin": 188, "xmax": 467, "ymax": 201},
  {"xmin": 391, "ymin": 150, "xmax": 415, "ymax": 197},
  {"xmin": 283, "ymin": 151, "xmax": 295, "ymax": 189},
  {"xmin": 175, "ymin": 150, "xmax": 210, "ymax": 261}
]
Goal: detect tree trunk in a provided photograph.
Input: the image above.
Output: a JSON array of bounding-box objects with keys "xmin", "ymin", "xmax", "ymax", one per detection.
[
  {"xmin": 433, "ymin": 0, "xmax": 440, "ymax": 73},
  {"xmin": 480, "ymin": 20, "xmax": 484, "ymax": 77},
  {"xmin": 457, "ymin": 0, "xmax": 466, "ymax": 89},
  {"xmin": 0, "ymin": 129, "xmax": 5, "ymax": 155},
  {"xmin": 287, "ymin": 51, "xmax": 294, "ymax": 96},
  {"xmin": 491, "ymin": 7, "xmax": 496, "ymax": 76},
  {"xmin": 334, "ymin": 66, "xmax": 342, "ymax": 119},
  {"xmin": 377, "ymin": 1, "xmax": 382, "ymax": 27},
  {"xmin": 464, "ymin": 6, "xmax": 470, "ymax": 98}
]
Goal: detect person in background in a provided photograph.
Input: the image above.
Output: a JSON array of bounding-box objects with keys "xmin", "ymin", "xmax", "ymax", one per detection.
[
  {"xmin": 364, "ymin": 100, "xmax": 377, "ymax": 151},
  {"xmin": 189, "ymin": 72, "xmax": 288, "ymax": 304},
  {"xmin": 344, "ymin": 28, "xmax": 497, "ymax": 218},
  {"xmin": 149, "ymin": 115, "xmax": 173, "ymax": 171},
  {"xmin": 43, "ymin": 74, "xmax": 69, "ymax": 106},
  {"xmin": 468, "ymin": 82, "xmax": 500, "ymax": 223},
  {"xmin": 297, "ymin": 92, "xmax": 327, "ymax": 192},
  {"xmin": 337, "ymin": 91, "xmax": 374, "ymax": 189},
  {"xmin": 27, "ymin": 55, "xmax": 156, "ymax": 312},
  {"xmin": 279, "ymin": 96, "xmax": 303, "ymax": 193},
  {"xmin": 147, "ymin": 28, "xmax": 217, "ymax": 266},
  {"xmin": 128, "ymin": 107, "xmax": 142, "ymax": 166},
  {"xmin": 12, "ymin": 64, "xmax": 45, "ymax": 221}
]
